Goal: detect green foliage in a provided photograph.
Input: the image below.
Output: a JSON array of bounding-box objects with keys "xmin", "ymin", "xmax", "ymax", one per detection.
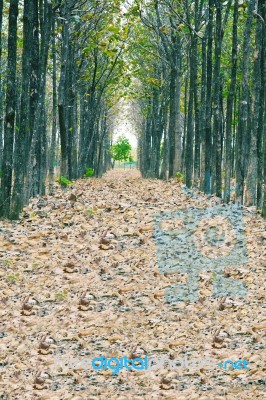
[
  {"xmin": 86, "ymin": 208, "xmax": 95, "ymax": 216},
  {"xmin": 0, "ymin": 169, "xmax": 2, "ymax": 178},
  {"xmin": 2, "ymin": 259, "xmax": 13, "ymax": 267},
  {"xmin": 7, "ymin": 273, "xmax": 19, "ymax": 283},
  {"xmin": 55, "ymin": 290, "xmax": 68, "ymax": 301},
  {"xmin": 175, "ymin": 172, "xmax": 185, "ymax": 183},
  {"xmin": 58, "ymin": 176, "xmax": 72, "ymax": 188},
  {"xmin": 110, "ymin": 136, "xmax": 132, "ymax": 162},
  {"xmin": 84, "ymin": 167, "xmax": 94, "ymax": 178}
]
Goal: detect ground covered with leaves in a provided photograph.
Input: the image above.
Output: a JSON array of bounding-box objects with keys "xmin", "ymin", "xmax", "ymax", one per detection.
[{"xmin": 0, "ymin": 170, "xmax": 265, "ymax": 399}]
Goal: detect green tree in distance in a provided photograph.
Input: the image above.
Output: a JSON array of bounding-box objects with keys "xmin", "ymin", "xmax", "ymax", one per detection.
[{"xmin": 110, "ymin": 136, "xmax": 132, "ymax": 167}]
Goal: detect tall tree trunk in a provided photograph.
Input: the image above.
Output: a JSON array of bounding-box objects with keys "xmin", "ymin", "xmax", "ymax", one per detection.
[
  {"xmin": 245, "ymin": 0, "xmax": 263, "ymax": 206},
  {"xmin": 0, "ymin": 0, "xmax": 4, "ymax": 167},
  {"xmin": 200, "ymin": 36, "xmax": 207, "ymax": 191},
  {"xmin": 224, "ymin": 0, "xmax": 238, "ymax": 203},
  {"xmin": 32, "ymin": 0, "xmax": 52, "ymax": 196},
  {"xmin": 72, "ymin": 88, "xmax": 78, "ymax": 179},
  {"xmin": 49, "ymin": 15, "xmax": 57, "ymax": 195},
  {"xmin": 25, "ymin": 0, "xmax": 40, "ymax": 202},
  {"xmin": 11, "ymin": 0, "xmax": 32, "ymax": 219},
  {"xmin": 66, "ymin": 42, "xmax": 75, "ymax": 180},
  {"xmin": 174, "ymin": 54, "xmax": 182, "ymax": 175},
  {"xmin": 185, "ymin": 36, "xmax": 195, "ymax": 188},
  {"xmin": 262, "ymin": 99, "xmax": 266, "ymax": 217},
  {"xmin": 78, "ymin": 82, "xmax": 86, "ymax": 176},
  {"xmin": 261, "ymin": 1, "xmax": 266, "ymax": 217},
  {"xmin": 212, "ymin": 1, "xmax": 223, "ymax": 197},
  {"xmin": 182, "ymin": 69, "xmax": 188, "ymax": 173},
  {"xmin": 257, "ymin": 0, "xmax": 266, "ymax": 209},
  {"xmin": 168, "ymin": 42, "xmax": 181, "ymax": 178},
  {"xmin": 0, "ymin": 0, "xmax": 19, "ymax": 218},
  {"xmin": 193, "ymin": 35, "xmax": 200, "ymax": 186},
  {"xmin": 235, "ymin": 0, "xmax": 255, "ymax": 203},
  {"xmin": 204, "ymin": 0, "xmax": 214, "ymax": 194},
  {"xmin": 192, "ymin": 0, "xmax": 201, "ymax": 186},
  {"xmin": 58, "ymin": 1, "xmax": 70, "ymax": 177}
]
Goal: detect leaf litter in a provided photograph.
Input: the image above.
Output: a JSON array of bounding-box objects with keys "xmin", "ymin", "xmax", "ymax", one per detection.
[{"xmin": 0, "ymin": 169, "xmax": 265, "ymax": 399}]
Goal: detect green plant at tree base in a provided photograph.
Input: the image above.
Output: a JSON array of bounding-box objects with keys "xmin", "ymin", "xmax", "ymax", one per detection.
[
  {"xmin": 58, "ymin": 176, "xmax": 72, "ymax": 188},
  {"xmin": 175, "ymin": 172, "xmax": 185, "ymax": 183},
  {"xmin": 84, "ymin": 167, "xmax": 94, "ymax": 178}
]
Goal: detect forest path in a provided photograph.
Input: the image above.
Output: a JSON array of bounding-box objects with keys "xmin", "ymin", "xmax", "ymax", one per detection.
[{"xmin": 0, "ymin": 169, "xmax": 265, "ymax": 399}]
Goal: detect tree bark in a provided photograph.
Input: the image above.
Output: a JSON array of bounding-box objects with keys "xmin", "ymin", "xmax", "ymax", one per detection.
[
  {"xmin": 58, "ymin": 0, "xmax": 70, "ymax": 178},
  {"xmin": 212, "ymin": 1, "xmax": 223, "ymax": 197},
  {"xmin": 25, "ymin": 0, "xmax": 40, "ymax": 202},
  {"xmin": 11, "ymin": 0, "xmax": 32, "ymax": 219},
  {"xmin": 32, "ymin": 0, "xmax": 53, "ymax": 196},
  {"xmin": 49, "ymin": 15, "xmax": 57, "ymax": 195},
  {"xmin": 256, "ymin": 0, "xmax": 266, "ymax": 209},
  {"xmin": 200, "ymin": 36, "xmax": 207, "ymax": 191},
  {"xmin": 204, "ymin": 0, "xmax": 214, "ymax": 194},
  {"xmin": 0, "ymin": 0, "xmax": 4, "ymax": 167},
  {"xmin": 224, "ymin": 0, "xmax": 238, "ymax": 203},
  {"xmin": 235, "ymin": 0, "xmax": 255, "ymax": 203},
  {"xmin": 245, "ymin": 0, "xmax": 264, "ymax": 206},
  {"xmin": 0, "ymin": 0, "xmax": 19, "ymax": 218},
  {"xmin": 185, "ymin": 32, "xmax": 197, "ymax": 188}
]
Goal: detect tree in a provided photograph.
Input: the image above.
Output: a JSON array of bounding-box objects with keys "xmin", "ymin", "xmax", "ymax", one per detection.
[
  {"xmin": 0, "ymin": 0, "xmax": 265, "ymax": 220},
  {"xmin": 224, "ymin": 0, "xmax": 239, "ymax": 203},
  {"xmin": 0, "ymin": 0, "xmax": 4, "ymax": 167},
  {"xmin": 110, "ymin": 136, "xmax": 132, "ymax": 167},
  {"xmin": 0, "ymin": 0, "xmax": 128, "ymax": 219},
  {"xmin": 11, "ymin": 0, "xmax": 32, "ymax": 219},
  {"xmin": 0, "ymin": 0, "xmax": 19, "ymax": 218},
  {"xmin": 235, "ymin": 0, "xmax": 256, "ymax": 204}
]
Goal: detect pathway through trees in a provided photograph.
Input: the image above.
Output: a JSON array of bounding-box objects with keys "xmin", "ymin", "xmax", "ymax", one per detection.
[
  {"xmin": 1, "ymin": 170, "xmax": 265, "ymax": 398},
  {"xmin": 0, "ymin": 1, "xmax": 266, "ymax": 219}
]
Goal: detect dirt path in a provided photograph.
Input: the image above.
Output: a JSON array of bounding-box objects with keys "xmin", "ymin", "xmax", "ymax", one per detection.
[{"xmin": 0, "ymin": 170, "xmax": 265, "ymax": 399}]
